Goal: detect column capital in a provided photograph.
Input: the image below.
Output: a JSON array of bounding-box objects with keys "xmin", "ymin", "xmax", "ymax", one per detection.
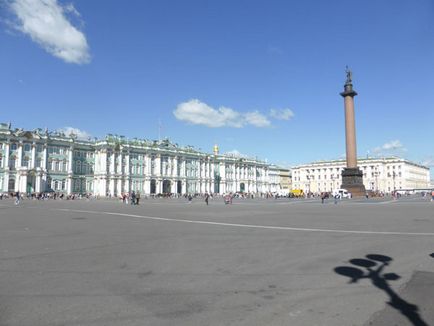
[{"xmin": 340, "ymin": 83, "xmax": 357, "ymax": 97}]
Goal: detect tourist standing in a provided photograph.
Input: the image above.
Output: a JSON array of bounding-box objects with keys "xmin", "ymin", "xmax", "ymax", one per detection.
[
  {"xmin": 205, "ymin": 193, "xmax": 209, "ymax": 205},
  {"xmin": 131, "ymin": 191, "xmax": 136, "ymax": 205}
]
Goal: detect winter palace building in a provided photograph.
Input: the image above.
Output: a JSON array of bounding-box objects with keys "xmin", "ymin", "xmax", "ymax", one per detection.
[{"xmin": 0, "ymin": 123, "xmax": 275, "ymax": 196}]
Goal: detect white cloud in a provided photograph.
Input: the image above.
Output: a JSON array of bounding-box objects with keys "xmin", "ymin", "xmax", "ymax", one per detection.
[
  {"xmin": 9, "ymin": 0, "xmax": 90, "ymax": 64},
  {"xmin": 269, "ymin": 108, "xmax": 294, "ymax": 121},
  {"xmin": 421, "ymin": 158, "xmax": 434, "ymax": 167},
  {"xmin": 372, "ymin": 140, "xmax": 407, "ymax": 157},
  {"xmin": 244, "ymin": 111, "xmax": 271, "ymax": 127},
  {"xmin": 174, "ymin": 99, "xmax": 271, "ymax": 128},
  {"xmin": 58, "ymin": 126, "xmax": 92, "ymax": 140},
  {"xmin": 225, "ymin": 149, "xmax": 247, "ymax": 158}
]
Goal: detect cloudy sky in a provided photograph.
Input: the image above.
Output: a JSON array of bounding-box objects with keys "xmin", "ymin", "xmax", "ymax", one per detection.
[{"xmin": 1, "ymin": 0, "xmax": 433, "ymax": 176}]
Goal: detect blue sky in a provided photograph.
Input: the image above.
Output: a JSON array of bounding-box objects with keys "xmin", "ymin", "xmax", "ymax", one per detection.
[{"xmin": 1, "ymin": 0, "xmax": 433, "ymax": 176}]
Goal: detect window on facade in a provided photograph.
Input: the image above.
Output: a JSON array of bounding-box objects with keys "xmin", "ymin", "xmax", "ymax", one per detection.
[
  {"xmin": 23, "ymin": 157, "xmax": 30, "ymax": 167},
  {"xmin": 9, "ymin": 158, "xmax": 16, "ymax": 169},
  {"xmin": 36, "ymin": 144, "xmax": 43, "ymax": 152},
  {"xmin": 46, "ymin": 177, "xmax": 52, "ymax": 190},
  {"xmin": 11, "ymin": 143, "xmax": 17, "ymax": 151},
  {"xmin": 24, "ymin": 144, "xmax": 31, "ymax": 152},
  {"xmin": 0, "ymin": 156, "xmax": 2, "ymax": 168}
]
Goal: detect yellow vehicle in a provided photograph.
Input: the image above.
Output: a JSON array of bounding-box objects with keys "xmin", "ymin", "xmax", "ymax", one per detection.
[{"xmin": 291, "ymin": 189, "xmax": 304, "ymax": 197}]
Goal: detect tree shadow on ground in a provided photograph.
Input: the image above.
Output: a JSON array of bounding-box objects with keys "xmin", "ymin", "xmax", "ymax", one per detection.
[{"xmin": 334, "ymin": 254, "xmax": 428, "ymax": 326}]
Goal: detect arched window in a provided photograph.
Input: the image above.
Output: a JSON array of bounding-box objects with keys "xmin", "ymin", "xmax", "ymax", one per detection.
[{"xmin": 11, "ymin": 143, "xmax": 17, "ymax": 150}]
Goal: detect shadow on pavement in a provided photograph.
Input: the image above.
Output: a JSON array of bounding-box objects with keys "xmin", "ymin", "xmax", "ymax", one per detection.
[{"xmin": 334, "ymin": 254, "xmax": 428, "ymax": 326}]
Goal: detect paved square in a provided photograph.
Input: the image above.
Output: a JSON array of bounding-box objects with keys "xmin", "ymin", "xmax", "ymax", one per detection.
[{"xmin": 1, "ymin": 196, "xmax": 433, "ymax": 326}]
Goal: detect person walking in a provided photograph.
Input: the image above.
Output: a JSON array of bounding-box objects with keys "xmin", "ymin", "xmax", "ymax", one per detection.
[
  {"xmin": 136, "ymin": 192, "xmax": 140, "ymax": 205},
  {"xmin": 15, "ymin": 191, "xmax": 20, "ymax": 205},
  {"xmin": 431, "ymin": 190, "xmax": 434, "ymax": 202},
  {"xmin": 131, "ymin": 191, "xmax": 136, "ymax": 205},
  {"xmin": 205, "ymin": 193, "xmax": 209, "ymax": 205}
]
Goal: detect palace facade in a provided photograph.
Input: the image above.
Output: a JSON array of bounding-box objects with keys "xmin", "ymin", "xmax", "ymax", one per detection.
[
  {"xmin": 291, "ymin": 157, "xmax": 430, "ymax": 194},
  {"xmin": 0, "ymin": 123, "xmax": 273, "ymax": 196}
]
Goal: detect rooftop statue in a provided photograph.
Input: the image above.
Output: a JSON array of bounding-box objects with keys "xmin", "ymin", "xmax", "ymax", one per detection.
[{"xmin": 345, "ymin": 65, "xmax": 353, "ymax": 84}]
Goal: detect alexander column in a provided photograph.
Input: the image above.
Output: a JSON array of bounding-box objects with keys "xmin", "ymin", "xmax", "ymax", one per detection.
[{"xmin": 340, "ymin": 66, "xmax": 366, "ymax": 197}]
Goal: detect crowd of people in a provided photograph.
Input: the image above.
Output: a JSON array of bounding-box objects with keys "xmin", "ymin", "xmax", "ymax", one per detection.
[{"xmin": 2, "ymin": 189, "xmax": 434, "ymax": 205}]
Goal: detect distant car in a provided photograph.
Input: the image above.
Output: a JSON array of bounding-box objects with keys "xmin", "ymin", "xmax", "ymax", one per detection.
[{"xmin": 333, "ymin": 189, "xmax": 350, "ymax": 199}]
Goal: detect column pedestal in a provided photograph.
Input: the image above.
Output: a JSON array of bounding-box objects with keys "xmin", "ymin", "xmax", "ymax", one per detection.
[{"xmin": 341, "ymin": 167, "xmax": 366, "ymax": 197}]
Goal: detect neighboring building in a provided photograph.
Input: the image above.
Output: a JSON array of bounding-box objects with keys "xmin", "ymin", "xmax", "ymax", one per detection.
[
  {"xmin": 278, "ymin": 168, "xmax": 291, "ymax": 195},
  {"xmin": 267, "ymin": 165, "xmax": 280, "ymax": 194},
  {"xmin": 0, "ymin": 123, "xmax": 273, "ymax": 196},
  {"xmin": 291, "ymin": 157, "xmax": 430, "ymax": 194}
]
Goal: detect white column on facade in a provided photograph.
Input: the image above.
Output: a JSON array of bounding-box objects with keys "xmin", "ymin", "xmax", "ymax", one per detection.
[
  {"xmin": 146, "ymin": 154, "xmax": 151, "ymax": 175},
  {"xmin": 155, "ymin": 154, "xmax": 161, "ymax": 176},
  {"xmin": 68, "ymin": 146, "xmax": 74, "ymax": 173},
  {"xmin": 35, "ymin": 173, "xmax": 41, "ymax": 193},
  {"xmin": 42, "ymin": 145, "xmax": 48, "ymax": 171},
  {"xmin": 181, "ymin": 158, "xmax": 186, "ymax": 177},
  {"xmin": 31, "ymin": 143, "xmax": 36, "ymax": 169},
  {"xmin": 125, "ymin": 152, "xmax": 130, "ymax": 176},
  {"xmin": 4, "ymin": 142, "xmax": 10, "ymax": 170},
  {"xmin": 4, "ymin": 143, "xmax": 10, "ymax": 191},
  {"xmin": 67, "ymin": 178, "xmax": 73, "ymax": 194},
  {"xmin": 17, "ymin": 142, "xmax": 23, "ymax": 169},
  {"xmin": 110, "ymin": 153, "xmax": 115, "ymax": 174},
  {"xmin": 173, "ymin": 156, "xmax": 178, "ymax": 178},
  {"xmin": 144, "ymin": 179, "xmax": 150, "ymax": 195}
]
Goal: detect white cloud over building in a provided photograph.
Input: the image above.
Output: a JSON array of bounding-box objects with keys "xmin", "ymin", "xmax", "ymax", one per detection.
[{"xmin": 174, "ymin": 99, "xmax": 271, "ymax": 128}]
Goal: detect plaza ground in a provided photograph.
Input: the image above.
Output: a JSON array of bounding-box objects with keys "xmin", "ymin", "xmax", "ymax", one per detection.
[{"xmin": 0, "ymin": 196, "xmax": 433, "ymax": 326}]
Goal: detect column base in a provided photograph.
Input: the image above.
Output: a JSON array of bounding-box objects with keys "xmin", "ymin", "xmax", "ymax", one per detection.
[{"xmin": 341, "ymin": 167, "xmax": 366, "ymax": 197}]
